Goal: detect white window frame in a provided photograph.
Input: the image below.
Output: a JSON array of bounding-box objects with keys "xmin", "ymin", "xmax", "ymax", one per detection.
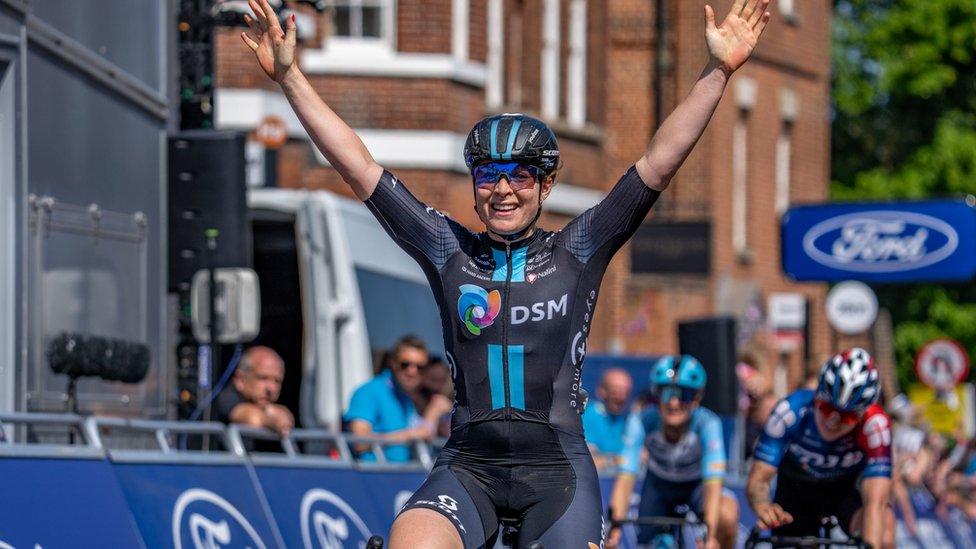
[
  {"xmin": 324, "ymin": 0, "xmax": 397, "ymax": 57},
  {"xmin": 452, "ymin": 0, "xmax": 469, "ymax": 62},
  {"xmin": 775, "ymin": 89, "xmax": 798, "ymax": 216},
  {"xmin": 541, "ymin": 0, "xmax": 560, "ymax": 120},
  {"xmin": 486, "ymin": 0, "xmax": 504, "ymax": 107},
  {"xmin": 566, "ymin": 0, "xmax": 587, "ymax": 127}
]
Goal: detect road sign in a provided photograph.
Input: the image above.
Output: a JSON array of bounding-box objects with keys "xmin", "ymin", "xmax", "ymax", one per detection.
[
  {"xmin": 915, "ymin": 338, "xmax": 970, "ymax": 391},
  {"xmin": 825, "ymin": 281, "xmax": 878, "ymax": 334}
]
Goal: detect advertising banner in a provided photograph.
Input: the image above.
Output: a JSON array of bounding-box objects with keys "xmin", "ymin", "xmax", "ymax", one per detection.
[{"xmin": 781, "ymin": 200, "xmax": 976, "ymax": 282}]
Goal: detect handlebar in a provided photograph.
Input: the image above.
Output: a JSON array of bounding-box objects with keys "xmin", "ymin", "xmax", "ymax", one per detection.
[{"xmin": 744, "ymin": 526, "xmax": 872, "ymax": 549}]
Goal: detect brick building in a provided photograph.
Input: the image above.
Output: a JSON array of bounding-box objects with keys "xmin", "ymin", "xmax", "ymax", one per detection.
[{"xmin": 214, "ymin": 0, "xmax": 833, "ymax": 393}]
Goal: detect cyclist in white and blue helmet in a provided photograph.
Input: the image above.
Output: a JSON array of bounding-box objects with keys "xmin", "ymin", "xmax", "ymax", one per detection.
[{"xmin": 608, "ymin": 356, "xmax": 739, "ymax": 549}]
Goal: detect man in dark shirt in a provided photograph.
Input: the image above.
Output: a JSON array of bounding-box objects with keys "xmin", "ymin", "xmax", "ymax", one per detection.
[{"xmin": 214, "ymin": 346, "xmax": 294, "ymax": 437}]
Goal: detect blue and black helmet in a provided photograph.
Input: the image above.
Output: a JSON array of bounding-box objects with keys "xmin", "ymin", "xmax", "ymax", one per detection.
[
  {"xmin": 463, "ymin": 113, "xmax": 559, "ymax": 174},
  {"xmin": 816, "ymin": 347, "xmax": 880, "ymax": 413},
  {"xmin": 650, "ymin": 355, "xmax": 707, "ymax": 391}
]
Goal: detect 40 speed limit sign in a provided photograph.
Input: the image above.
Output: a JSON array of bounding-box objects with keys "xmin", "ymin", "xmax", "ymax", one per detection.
[{"xmin": 915, "ymin": 338, "xmax": 970, "ymax": 391}]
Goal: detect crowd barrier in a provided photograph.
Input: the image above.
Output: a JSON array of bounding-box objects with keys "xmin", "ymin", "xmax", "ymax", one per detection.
[{"xmin": 0, "ymin": 413, "xmax": 972, "ymax": 548}]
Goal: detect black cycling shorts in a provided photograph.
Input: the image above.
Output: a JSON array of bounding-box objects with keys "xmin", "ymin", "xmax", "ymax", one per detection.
[
  {"xmin": 772, "ymin": 474, "xmax": 862, "ymax": 536},
  {"xmin": 398, "ymin": 422, "xmax": 604, "ymax": 549}
]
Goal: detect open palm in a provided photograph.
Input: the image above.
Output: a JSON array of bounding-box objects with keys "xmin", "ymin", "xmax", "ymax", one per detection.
[
  {"xmin": 241, "ymin": 0, "xmax": 296, "ymax": 82},
  {"xmin": 705, "ymin": 0, "xmax": 771, "ymax": 73}
]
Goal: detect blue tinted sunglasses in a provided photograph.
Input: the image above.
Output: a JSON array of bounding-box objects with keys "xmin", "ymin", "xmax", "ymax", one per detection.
[
  {"xmin": 652, "ymin": 385, "xmax": 700, "ymax": 404},
  {"xmin": 472, "ymin": 162, "xmax": 543, "ymax": 191}
]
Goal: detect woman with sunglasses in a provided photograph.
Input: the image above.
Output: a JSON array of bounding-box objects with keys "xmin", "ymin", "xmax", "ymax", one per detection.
[
  {"xmin": 746, "ymin": 348, "xmax": 895, "ymax": 549},
  {"xmin": 241, "ymin": 0, "xmax": 772, "ymax": 546},
  {"xmin": 607, "ymin": 355, "xmax": 739, "ymax": 549}
]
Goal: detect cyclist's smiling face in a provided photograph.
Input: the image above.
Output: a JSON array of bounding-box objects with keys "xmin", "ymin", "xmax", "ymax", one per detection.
[{"xmin": 473, "ymin": 166, "xmax": 554, "ymax": 239}]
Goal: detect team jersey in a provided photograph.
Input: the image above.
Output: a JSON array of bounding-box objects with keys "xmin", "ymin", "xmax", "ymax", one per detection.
[
  {"xmin": 754, "ymin": 389, "xmax": 892, "ymax": 481},
  {"xmin": 364, "ymin": 167, "xmax": 659, "ymax": 453},
  {"xmin": 618, "ymin": 406, "xmax": 727, "ymax": 483}
]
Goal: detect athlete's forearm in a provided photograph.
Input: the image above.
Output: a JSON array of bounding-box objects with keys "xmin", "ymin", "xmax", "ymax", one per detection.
[
  {"xmin": 862, "ymin": 501, "xmax": 884, "ymax": 548},
  {"xmin": 636, "ymin": 61, "xmax": 730, "ymax": 192},
  {"xmin": 746, "ymin": 464, "xmax": 774, "ymax": 509},
  {"xmin": 279, "ymin": 68, "xmax": 383, "ymax": 200},
  {"xmin": 701, "ymin": 481, "xmax": 722, "ymax": 540},
  {"xmin": 609, "ymin": 474, "xmax": 636, "ymax": 521}
]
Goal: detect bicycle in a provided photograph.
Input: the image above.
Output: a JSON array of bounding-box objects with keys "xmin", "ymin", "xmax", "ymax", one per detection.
[
  {"xmin": 743, "ymin": 516, "xmax": 871, "ymax": 549},
  {"xmin": 608, "ymin": 506, "xmax": 706, "ymax": 548}
]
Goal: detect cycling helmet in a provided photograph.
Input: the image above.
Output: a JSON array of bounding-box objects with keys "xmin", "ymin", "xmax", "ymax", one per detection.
[
  {"xmin": 816, "ymin": 347, "xmax": 880, "ymax": 413},
  {"xmin": 463, "ymin": 113, "xmax": 559, "ymax": 174},
  {"xmin": 650, "ymin": 355, "xmax": 707, "ymax": 391}
]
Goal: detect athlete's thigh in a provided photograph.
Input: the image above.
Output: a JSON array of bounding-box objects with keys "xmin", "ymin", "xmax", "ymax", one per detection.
[
  {"xmin": 521, "ymin": 449, "xmax": 604, "ymax": 549},
  {"xmin": 397, "ymin": 465, "xmax": 497, "ymax": 549}
]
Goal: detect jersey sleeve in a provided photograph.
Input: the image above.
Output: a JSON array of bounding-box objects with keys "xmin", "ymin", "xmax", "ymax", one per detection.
[
  {"xmin": 857, "ymin": 406, "xmax": 893, "ymax": 478},
  {"xmin": 696, "ymin": 410, "xmax": 727, "ymax": 481},
  {"xmin": 753, "ymin": 398, "xmax": 801, "ymax": 468},
  {"xmin": 343, "ymin": 382, "xmax": 378, "ymax": 426},
  {"xmin": 560, "ymin": 166, "xmax": 660, "ymax": 264},
  {"xmin": 619, "ymin": 412, "xmax": 647, "ymax": 476},
  {"xmin": 364, "ymin": 170, "xmax": 471, "ymax": 271}
]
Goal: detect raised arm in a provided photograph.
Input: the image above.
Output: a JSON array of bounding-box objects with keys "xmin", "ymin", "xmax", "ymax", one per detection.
[
  {"xmin": 635, "ymin": 0, "xmax": 771, "ymax": 191},
  {"xmin": 242, "ymin": 0, "xmax": 382, "ymax": 199}
]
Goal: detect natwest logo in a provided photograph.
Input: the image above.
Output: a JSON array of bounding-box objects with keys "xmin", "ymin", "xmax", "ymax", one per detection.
[
  {"xmin": 511, "ymin": 294, "xmax": 567, "ymax": 325},
  {"xmin": 802, "ymin": 212, "xmax": 958, "ymax": 273}
]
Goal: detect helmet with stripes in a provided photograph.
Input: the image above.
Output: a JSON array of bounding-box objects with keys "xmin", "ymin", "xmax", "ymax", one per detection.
[
  {"xmin": 816, "ymin": 347, "xmax": 880, "ymax": 413},
  {"xmin": 651, "ymin": 355, "xmax": 707, "ymax": 391},
  {"xmin": 463, "ymin": 113, "xmax": 559, "ymax": 174}
]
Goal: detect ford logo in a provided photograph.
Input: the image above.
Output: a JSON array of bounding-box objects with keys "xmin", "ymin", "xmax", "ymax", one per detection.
[{"xmin": 802, "ymin": 211, "xmax": 958, "ymax": 273}]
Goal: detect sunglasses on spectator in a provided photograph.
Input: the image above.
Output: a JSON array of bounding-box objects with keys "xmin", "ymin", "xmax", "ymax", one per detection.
[
  {"xmin": 472, "ymin": 162, "xmax": 544, "ymax": 192},
  {"xmin": 396, "ymin": 360, "xmax": 429, "ymax": 371},
  {"xmin": 814, "ymin": 398, "xmax": 862, "ymax": 426},
  {"xmin": 652, "ymin": 385, "xmax": 700, "ymax": 404}
]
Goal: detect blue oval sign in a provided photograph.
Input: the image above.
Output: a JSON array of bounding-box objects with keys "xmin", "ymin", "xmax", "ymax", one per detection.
[{"xmin": 783, "ymin": 201, "xmax": 976, "ymax": 282}]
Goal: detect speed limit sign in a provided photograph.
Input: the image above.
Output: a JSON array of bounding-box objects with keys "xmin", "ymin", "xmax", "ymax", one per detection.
[{"xmin": 915, "ymin": 338, "xmax": 970, "ymax": 391}]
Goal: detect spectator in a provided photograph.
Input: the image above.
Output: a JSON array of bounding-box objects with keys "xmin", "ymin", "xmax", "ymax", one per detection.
[
  {"xmin": 344, "ymin": 335, "xmax": 435, "ymax": 462},
  {"xmin": 583, "ymin": 368, "xmax": 633, "ymax": 470},
  {"xmin": 736, "ymin": 352, "xmax": 776, "ymax": 458},
  {"xmin": 214, "ymin": 346, "xmax": 294, "ymax": 437},
  {"xmin": 417, "ymin": 356, "xmax": 455, "ymax": 438}
]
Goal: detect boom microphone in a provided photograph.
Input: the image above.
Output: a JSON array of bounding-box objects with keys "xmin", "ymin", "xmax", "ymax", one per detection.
[{"xmin": 47, "ymin": 332, "xmax": 151, "ymax": 383}]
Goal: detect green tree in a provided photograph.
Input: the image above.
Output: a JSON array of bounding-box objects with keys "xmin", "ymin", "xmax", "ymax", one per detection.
[{"xmin": 831, "ymin": 0, "xmax": 976, "ymax": 389}]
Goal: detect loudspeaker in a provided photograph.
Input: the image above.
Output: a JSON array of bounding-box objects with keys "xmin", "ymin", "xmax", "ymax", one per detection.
[
  {"xmin": 678, "ymin": 316, "xmax": 739, "ymax": 415},
  {"xmin": 168, "ymin": 131, "xmax": 252, "ymax": 292}
]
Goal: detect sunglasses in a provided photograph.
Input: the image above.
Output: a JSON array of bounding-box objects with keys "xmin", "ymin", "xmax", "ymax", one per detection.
[
  {"xmin": 397, "ymin": 360, "xmax": 429, "ymax": 371},
  {"xmin": 814, "ymin": 398, "xmax": 862, "ymax": 426},
  {"xmin": 652, "ymin": 385, "xmax": 700, "ymax": 404},
  {"xmin": 472, "ymin": 162, "xmax": 543, "ymax": 192}
]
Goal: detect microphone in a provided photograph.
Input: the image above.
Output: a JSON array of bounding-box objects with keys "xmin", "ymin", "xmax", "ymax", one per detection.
[{"xmin": 47, "ymin": 332, "xmax": 151, "ymax": 383}]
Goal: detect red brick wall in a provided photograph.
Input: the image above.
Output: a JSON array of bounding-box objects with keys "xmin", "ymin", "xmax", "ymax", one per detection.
[{"xmin": 398, "ymin": 0, "xmax": 452, "ymax": 53}]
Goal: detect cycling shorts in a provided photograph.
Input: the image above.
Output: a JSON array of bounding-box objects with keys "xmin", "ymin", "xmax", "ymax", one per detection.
[
  {"xmin": 398, "ymin": 422, "xmax": 604, "ymax": 549},
  {"xmin": 636, "ymin": 475, "xmax": 733, "ymax": 544},
  {"xmin": 772, "ymin": 473, "xmax": 861, "ymax": 536}
]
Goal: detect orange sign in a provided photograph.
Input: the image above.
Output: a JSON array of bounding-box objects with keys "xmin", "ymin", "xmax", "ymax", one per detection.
[{"xmin": 254, "ymin": 115, "xmax": 288, "ymax": 149}]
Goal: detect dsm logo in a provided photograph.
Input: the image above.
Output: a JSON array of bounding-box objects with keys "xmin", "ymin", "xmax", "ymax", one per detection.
[
  {"xmin": 172, "ymin": 488, "xmax": 267, "ymax": 549},
  {"xmin": 301, "ymin": 489, "xmax": 373, "ymax": 549},
  {"xmin": 802, "ymin": 211, "xmax": 959, "ymax": 273}
]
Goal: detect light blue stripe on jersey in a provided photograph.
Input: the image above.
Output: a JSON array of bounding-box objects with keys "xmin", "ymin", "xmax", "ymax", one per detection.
[
  {"xmin": 487, "ymin": 344, "xmax": 506, "ymax": 409},
  {"xmin": 508, "ymin": 345, "xmax": 525, "ymax": 410},
  {"xmin": 491, "ymin": 247, "xmax": 526, "ymax": 282}
]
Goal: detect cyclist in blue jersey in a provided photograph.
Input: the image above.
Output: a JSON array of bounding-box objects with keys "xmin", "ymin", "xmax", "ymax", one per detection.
[
  {"xmin": 746, "ymin": 348, "xmax": 895, "ymax": 549},
  {"xmin": 242, "ymin": 0, "xmax": 772, "ymax": 546},
  {"xmin": 607, "ymin": 356, "xmax": 739, "ymax": 549}
]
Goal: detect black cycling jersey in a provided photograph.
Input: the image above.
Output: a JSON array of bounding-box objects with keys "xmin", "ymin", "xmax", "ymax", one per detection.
[{"xmin": 364, "ymin": 166, "xmax": 659, "ymax": 548}]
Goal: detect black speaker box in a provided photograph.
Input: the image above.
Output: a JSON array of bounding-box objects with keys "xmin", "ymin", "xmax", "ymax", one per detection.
[
  {"xmin": 678, "ymin": 316, "xmax": 739, "ymax": 416},
  {"xmin": 168, "ymin": 131, "xmax": 252, "ymax": 292}
]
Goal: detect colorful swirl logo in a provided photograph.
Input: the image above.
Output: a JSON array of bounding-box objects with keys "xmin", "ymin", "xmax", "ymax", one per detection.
[{"xmin": 457, "ymin": 284, "xmax": 501, "ymax": 336}]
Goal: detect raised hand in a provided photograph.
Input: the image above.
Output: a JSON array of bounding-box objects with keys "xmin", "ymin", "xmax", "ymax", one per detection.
[
  {"xmin": 241, "ymin": 0, "xmax": 297, "ymax": 82},
  {"xmin": 705, "ymin": 0, "xmax": 772, "ymax": 74}
]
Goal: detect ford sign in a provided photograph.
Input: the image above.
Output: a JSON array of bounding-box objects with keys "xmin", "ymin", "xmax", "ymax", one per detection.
[{"xmin": 782, "ymin": 200, "xmax": 976, "ymax": 282}]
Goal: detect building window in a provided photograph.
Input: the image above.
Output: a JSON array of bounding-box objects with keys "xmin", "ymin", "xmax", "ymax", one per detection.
[
  {"xmin": 733, "ymin": 77, "xmax": 756, "ymax": 260},
  {"xmin": 776, "ymin": 89, "xmax": 798, "ymax": 216},
  {"xmin": 778, "ymin": 0, "xmax": 799, "ymax": 24},
  {"xmin": 541, "ymin": 0, "xmax": 560, "ymax": 120},
  {"xmin": 327, "ymin": 0, "xmax": 395, "ymax": 50},
  {"xmin": 486, "ymin": 0, "xmax": 503, "ymax": 108},
  {"xmin": 566, "ymin": 0, "xmax": 587, "ymax": 127}
]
